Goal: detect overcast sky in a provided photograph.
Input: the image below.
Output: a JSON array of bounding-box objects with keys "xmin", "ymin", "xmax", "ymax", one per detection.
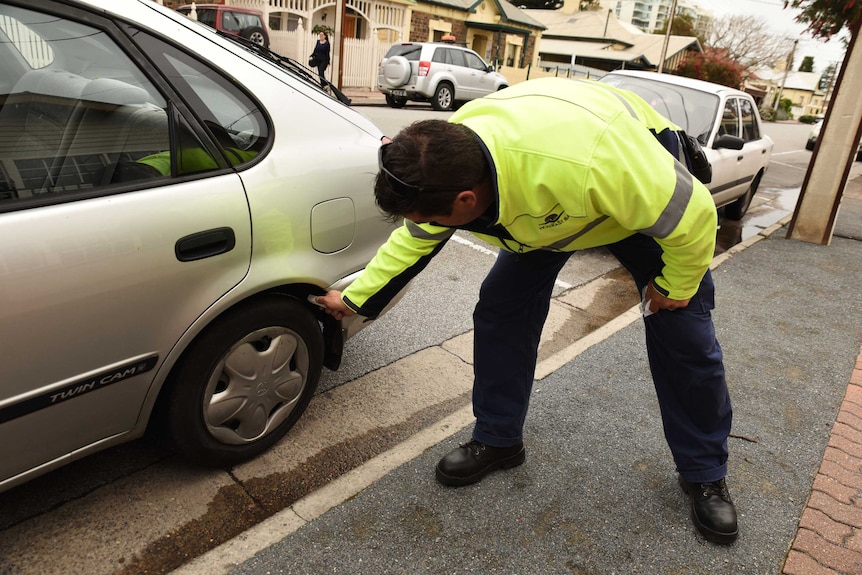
[{"xmin": 691, "ymin": 0, "xmax": 849, "ymax": 74}]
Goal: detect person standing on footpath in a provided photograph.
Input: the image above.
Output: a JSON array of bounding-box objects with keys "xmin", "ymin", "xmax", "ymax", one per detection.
[
  {"xmin": 310, "ymin": 31, "xmax": 330, "ymax": 89},
  {"xmin": 315, "ymin": 77, "xmax": 738, "ymax": 545}
]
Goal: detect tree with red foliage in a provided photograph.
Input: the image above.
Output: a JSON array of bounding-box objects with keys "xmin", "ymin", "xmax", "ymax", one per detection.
[{"xmin": 673, "ymin": 48, "xmax": 745, "ymax": 89}]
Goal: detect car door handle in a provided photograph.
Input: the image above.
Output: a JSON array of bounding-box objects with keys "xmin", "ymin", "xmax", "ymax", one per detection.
[{"xmin": 175, "ymin": 227, "xmax": 236, "ymax": 262}]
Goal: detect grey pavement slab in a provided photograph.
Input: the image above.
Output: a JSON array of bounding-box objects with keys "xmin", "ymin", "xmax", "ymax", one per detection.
[{"xmin": 223, "ymin": 231, "xmax": 862, "ymax": 575}]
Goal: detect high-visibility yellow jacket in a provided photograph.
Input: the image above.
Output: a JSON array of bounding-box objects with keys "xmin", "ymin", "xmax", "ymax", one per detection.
[{"xmin": 342, "ymin": 77, "xmax": 717, "ymax": 318}]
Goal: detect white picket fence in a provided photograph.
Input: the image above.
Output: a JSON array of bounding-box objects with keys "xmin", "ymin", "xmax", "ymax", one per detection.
[{"xmin": 270, "ymin": 29, "xmax": 390, "ymax": 90}]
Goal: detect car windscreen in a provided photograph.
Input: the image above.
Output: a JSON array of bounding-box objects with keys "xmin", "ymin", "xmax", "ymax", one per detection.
[
  {"xmin": 600, "ymin": 76, "xmax": 720, "ymax": 144},
  {"xmin": 386, "ymin": 44, "xmax": 422, "ymax": 61}
]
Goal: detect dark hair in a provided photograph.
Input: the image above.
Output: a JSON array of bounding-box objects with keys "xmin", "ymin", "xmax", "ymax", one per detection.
[{"xmin": 374, "ymin": 120, "xmax": 487, "ymax": 221}]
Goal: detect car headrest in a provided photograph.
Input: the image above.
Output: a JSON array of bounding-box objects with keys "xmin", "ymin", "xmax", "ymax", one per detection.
[{"xmin": 81, "ymin": 78, "xmax": 150, "ymax": 105}]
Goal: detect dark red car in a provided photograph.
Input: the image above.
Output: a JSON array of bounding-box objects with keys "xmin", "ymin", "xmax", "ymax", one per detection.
[{"xmin": 177, "ymin": 3, "xmax": 269, "ymax": 48}]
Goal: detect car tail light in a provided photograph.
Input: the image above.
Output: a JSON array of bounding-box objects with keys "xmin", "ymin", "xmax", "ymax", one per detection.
[{"xmin": 418, "ymin": 61, "xmax": 430, "ymax": 77}]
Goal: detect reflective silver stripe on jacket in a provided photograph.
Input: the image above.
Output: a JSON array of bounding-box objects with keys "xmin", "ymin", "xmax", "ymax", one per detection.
[
  {"xmin": 638, "ymin": 160, "xmax": 694, "ymax": 239},
  {"xmin": 541, "ymin": 215, "xmax": 610, "ymax": 251},
  {"xmin": 584, "ymin": 80, "xmax": 695, "ymax": 240},
  {"xmin": 405, "ymin": 219, "xmax": 457, "ymax": 241}
]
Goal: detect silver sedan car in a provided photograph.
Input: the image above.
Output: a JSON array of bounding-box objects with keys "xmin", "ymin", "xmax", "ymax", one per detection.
[
  {"xmin": 0, "ymin": 0, "xmax": 400, "ymax": 492},
  {"xmin": 601, "ymin": 70, "xmax": 774, "ymax": 220}
]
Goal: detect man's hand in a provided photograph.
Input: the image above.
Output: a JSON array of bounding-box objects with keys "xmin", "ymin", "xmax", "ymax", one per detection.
[
  {"xmin": 643, "ymin": 281, "xmax": 690, "ymax": 313},
  {"xmin": 313, "ymin": 290, "xmax": 356, "ymax": 321}
]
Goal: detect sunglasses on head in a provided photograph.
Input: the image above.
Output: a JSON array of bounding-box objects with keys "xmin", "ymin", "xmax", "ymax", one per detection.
[{"xmin": 377, "ymin": 142, "xmax": 461, "ymax": 197}]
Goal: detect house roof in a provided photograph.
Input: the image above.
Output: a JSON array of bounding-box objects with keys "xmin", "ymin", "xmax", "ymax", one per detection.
[
  {"xmin": 753, "ymin": 69, "xmax": 821, "ymax": 92},
  {"xmin": 523, "ymin": 8, "xmax": 701, "ymax": 67},
  {"xmin": 490, "ymin": 0, "xmax": 546, "ymax": 29},
  {"xmin": 420, "ymin": 0, "xmax": 546, "ymax": 30}
]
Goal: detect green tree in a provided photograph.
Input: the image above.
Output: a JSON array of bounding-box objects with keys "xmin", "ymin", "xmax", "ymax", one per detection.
[
  {"xmin": 819, "ymin": 62, "xmax": 838, "ymax": 90},
  {"xmin": 799, "ymin": 55, "xmax": 815, "ymax": 71},
  {"xmin": 656, "ymin": 13, "xmax": 706, "ymax": 46},
  {"xmin": 673, "ymin": 48, "xmax": 745, "ymax": 88},
  {"xmin": 784, "ymin": 0, "xmax": 862, "ymax": 39}
]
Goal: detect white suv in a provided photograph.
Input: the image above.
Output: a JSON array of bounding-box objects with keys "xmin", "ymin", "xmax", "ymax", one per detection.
[{"xmin": 378, "ymin": 42, "xmax": 509, "ymax": 111}]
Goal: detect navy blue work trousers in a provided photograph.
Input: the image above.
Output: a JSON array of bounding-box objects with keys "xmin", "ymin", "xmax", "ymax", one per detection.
[{"xmin": 471, "ymin": 233, "xmax": 732, "ymax": 483}]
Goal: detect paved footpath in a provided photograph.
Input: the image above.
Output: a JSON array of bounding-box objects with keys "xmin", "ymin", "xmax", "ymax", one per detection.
[
  {"xmin": 345, "ymin": 86, "xmax": 862, "ymax": 575},
  {"xmin": 782, "ymin": 348, "xmax": 862, "ymax": 575},
  {"xmin": 782, "ymin": 175, "xmax": 862, "ymax": 575},
  {"xmin": 174, "ymin": 176, "xmax": 862, "ymax": 574}
]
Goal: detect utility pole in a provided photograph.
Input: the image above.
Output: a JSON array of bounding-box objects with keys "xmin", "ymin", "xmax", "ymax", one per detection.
[
  {"xmin": 787, "ymin": 17, "xmax": 862, "ymax": 244},
  {"xmin": 657, "ymin": 0, "xmax": 678, "ymax": 74},
  {"xmin": 773, "ymin": 40, "xmax": 798, "ymax": 112}
]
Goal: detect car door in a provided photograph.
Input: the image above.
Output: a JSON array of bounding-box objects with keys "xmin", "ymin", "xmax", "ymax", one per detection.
[
  {"xmin": 706, "ymin": 96, "xmax": 745, "ymax": 207},
  {"xmin": 735, "ymin": 96, "xmax": 769, "ymax": 189},
  {"xmin": 464, "ymin": 51, "xmax": 494, "ymax": 98},
  {"xmin": 436, "ymin": 47, "xmax": 470, "ymax": 99},
  {"xmin": 0, "ymin": 2, "xmax": 252, "ymax": 485}
]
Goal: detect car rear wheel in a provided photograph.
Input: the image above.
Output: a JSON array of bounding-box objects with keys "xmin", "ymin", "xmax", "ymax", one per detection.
[
  {"xmin": 382, "ymin": 56, "xmax": 411, "ymax": 88},
  {"xmin": 385, "ymin": 94, "xmax": 407, "ymax": 108},
  {"xmin": 240, "ymin": 26, "xmax": 268, "ymax": 47},
  {"xmin": 725, "ymin": 174, "xmax": 760, "ymax": 220},
  {"xmin": 432, "ymin": 82, "xmax": 454, "ymax": 111},
  {"xmin": 166, "ymin": 296, "xmax": 323, "ymax": 466}
]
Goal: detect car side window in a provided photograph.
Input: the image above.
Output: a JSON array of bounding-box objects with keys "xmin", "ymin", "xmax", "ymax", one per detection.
[
  {"xmin": 131, "ymin": 30, "xmax": 269, "ymax": 167},
  {"xmin": 448, "ymin": 49, "xmax": 466, "ymax": 67},
  {"xmin": 388, "ymin": 45, "xmax": 421, "ymax": 61},
  {"xmin": 221, "ymin": 11, "xmax": 242, "ymax": 33},
  {"xmin": 739, "ymin": 98, "xmax": 760, "ymax": 142},
  {"xmin": 719, "ymin": 98, "xmax": 740, "ymax": 138},
  {"xmin": 196, "ymin": 9, "xmax": 217, "ymax": 29},
  {"xmin": 464, "ymin": 52, "xmax": 487, "ymax": 71},
  {"xmin": 0, "ymin": 4, "xmax": 176, "ymax": 209}
]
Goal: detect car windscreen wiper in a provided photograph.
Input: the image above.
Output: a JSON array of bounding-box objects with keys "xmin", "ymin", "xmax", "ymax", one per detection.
[{"xmin": 215, "ymin": 30, "xmax": 352, "ymax": 106}]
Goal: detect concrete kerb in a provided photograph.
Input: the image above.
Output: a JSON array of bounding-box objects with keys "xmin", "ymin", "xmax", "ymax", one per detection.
[{"xmin": 173, "ymin": 216, "xmax": 796, "ymax": 575}]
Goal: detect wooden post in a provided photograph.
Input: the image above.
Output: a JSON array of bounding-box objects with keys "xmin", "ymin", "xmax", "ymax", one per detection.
[{"xmin": 786, "ymin": 17, "xmax": 862, "ymax": 245}]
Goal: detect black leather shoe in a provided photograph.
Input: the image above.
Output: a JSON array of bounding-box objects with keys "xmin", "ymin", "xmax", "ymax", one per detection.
[
  {"xmin": 679, "ymin": 476, "xmax": 738, "ymax": 544},
  {"xmin": 435, "ymin": 440, "xmax": 525, "ymax": 487}
]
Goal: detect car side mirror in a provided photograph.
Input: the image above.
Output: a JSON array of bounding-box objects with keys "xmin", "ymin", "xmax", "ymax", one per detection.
[
  {"xmin": 713, "ymin": 134, "xmax": 744, "ymax": 150},
  {"xmin": 485, "ymin": 65, "xmax": 494, "ymax": 73}
]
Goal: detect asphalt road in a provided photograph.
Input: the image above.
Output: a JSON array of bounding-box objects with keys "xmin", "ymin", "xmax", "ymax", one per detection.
[{"xmin": 0, "ymin": 120, "xmax": 833, "ymax": 575}]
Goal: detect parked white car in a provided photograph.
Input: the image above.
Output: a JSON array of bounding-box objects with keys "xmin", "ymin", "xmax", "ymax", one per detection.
[
  {"xmin": 806, "ymin": 119, "xmax": 862, "ymax": 160},
  {"xmin": 601, "ymin": 70, "xmax": 774, "ymax": 219},
  {"xmin": 0, "ymin": 0, "xmax": 402, "ymax": 492},
  {"xmin": 378, "ymin": 42, "xmax": 509, "ymax": 111}
]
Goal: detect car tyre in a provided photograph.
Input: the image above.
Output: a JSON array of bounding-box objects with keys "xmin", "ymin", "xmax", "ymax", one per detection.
[
  {"xmin": 382, "ymin": 55, "xmax": 411, "ymax": 88},
  {"xmin": 385, "ymin": 94, "xmax": 407, "ymax": 108},
  {"xmin": 725, "ymin": 174, "xmax": 759, "ymax": 220},
  {"xmin": 166, "ymin": 296, "xmax": 323, "ymax": 467},
  {"xmin": 241, "ymin": 26, "xmax": 268, "ymax": 48},
  {"xmin": 432, "ymin": 82, "xmax": 454, "ymax": 111}
]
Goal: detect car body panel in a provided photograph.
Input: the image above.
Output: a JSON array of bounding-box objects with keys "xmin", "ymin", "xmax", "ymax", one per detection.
[
  {"xmin": 600, "ymin": 70, "xmax": 774, "ymax": 212},
  {"xmin": 0, "ymin": 0, "xmax": 398, "ymax": 492}
]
